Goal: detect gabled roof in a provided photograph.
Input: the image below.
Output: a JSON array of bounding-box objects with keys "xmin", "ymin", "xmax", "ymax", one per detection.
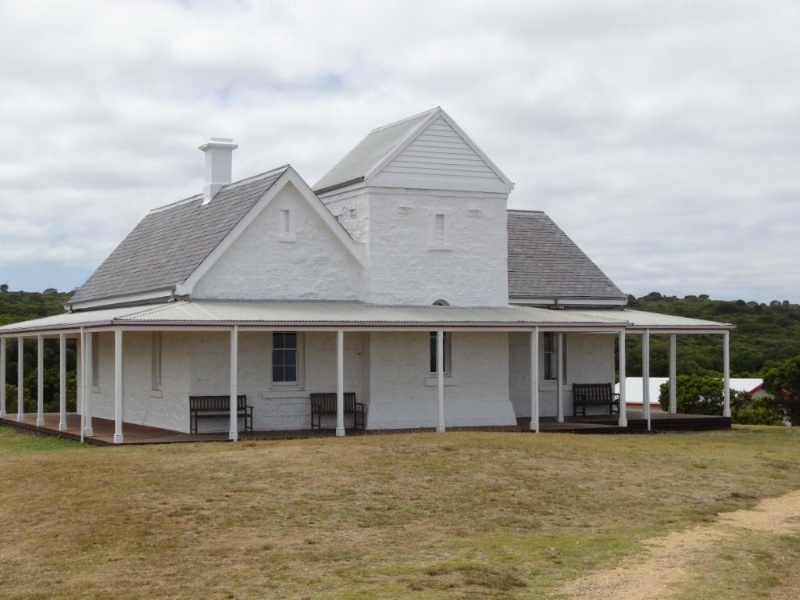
[
  {"xmin": 314, "ymin": 107, "xmax": 513, "ymax": 194},
  {"xmin": 507, "ymin": 210, "xmax": 627, "ymax": 305},
  {"xmin": 69, "ymin": 167, "xmax": 288, "ymax": 307}
]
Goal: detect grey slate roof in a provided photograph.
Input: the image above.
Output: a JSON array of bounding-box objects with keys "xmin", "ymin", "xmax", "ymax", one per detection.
[
  {"xmin": 507, "ymin": 210, "xmax": 627, "ymax": 303},
  {"xmin": 69, "ymin": 167, "xmax": 288, "ymax": 305},
  {"xmin": 313, "ymin": 108, "xmax": 435, "ymax": 193}
]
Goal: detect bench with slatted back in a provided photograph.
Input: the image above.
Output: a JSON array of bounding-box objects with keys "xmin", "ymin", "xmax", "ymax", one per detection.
[
  {"xmin": 189, "ymin": 395, "xmax": 253, "ymax": 434},
  {"xmin": 572, "ymin": 383, "xmax": 620, "ymax": 417},
  {"xmin": 310, "ymin": 392, "xmax": 365, "ymax": 431}
]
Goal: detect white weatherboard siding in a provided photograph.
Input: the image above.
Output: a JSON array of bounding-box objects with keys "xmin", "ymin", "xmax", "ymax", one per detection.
[
  {"xmin": 509, "ymin": 333, "xmax": 615, "ymax": 418},
  {"xmin": 366, "ymin": 331, "xmax": 515, "ymax": 429},
  {"xmin": 365, "ymin": 190, "xmax": 509, "ymax": 306},
  {"xmin": 194, "ymin": 182, "xmax": 364, "ymax": 301},
  {"xmin": 371, "ymin": 116, "xmax": 507, "ymax": 193}
]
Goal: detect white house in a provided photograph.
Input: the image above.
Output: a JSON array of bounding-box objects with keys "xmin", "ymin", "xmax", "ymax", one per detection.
[{"xmin": 0, "ymin": 108, "xmax": 734, "ymax": 442}]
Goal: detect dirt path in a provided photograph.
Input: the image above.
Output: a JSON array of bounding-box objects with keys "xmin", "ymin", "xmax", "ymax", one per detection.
[{"xmin": 559, "ymin": 489, "xmax": 800, "ymax": 600}]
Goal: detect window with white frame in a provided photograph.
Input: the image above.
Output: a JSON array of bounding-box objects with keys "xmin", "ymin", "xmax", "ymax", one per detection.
[
  {"xmin": 272, "ymin": 331, "xmax": 300, "ymax": 385},
  {"xmin": 429, "ymin": 331, "xmax": 452, "ymax": 375},
  {"xmin": 151, "ymin": 332, "xmax": 162, "ymax": 391},
  {"xmin": 544, "ymin": 333, "xmax": 567, "ymax": 381}
]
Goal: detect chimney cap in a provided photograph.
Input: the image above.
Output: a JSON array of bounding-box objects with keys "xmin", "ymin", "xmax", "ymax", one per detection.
[{"xmin": 199, "ymin": 137, "xmax": 238, "ymax": 152}]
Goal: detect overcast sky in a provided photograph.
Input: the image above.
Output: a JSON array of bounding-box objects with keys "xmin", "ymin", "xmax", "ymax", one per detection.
[{"xmin": 1, "ymin": 0, "xmax": 798, "ymax": 303}]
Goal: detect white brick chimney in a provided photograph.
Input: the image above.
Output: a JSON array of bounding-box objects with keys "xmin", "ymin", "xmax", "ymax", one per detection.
[{"xmin": 199, "ymin": 137, "xmax": 238, "ymax": 204}]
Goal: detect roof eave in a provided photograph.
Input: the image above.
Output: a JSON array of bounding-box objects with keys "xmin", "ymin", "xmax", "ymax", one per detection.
[{"xmin": 67, "ymin": 287, "xmax": 176, "ymax": 312}]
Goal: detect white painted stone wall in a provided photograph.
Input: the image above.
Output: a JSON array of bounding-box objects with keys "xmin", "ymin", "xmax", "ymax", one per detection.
[
  {"xmin": 318, "ymin": 187, "xmax": 371, "ymax": 244},
  {"xmin": 186, "ymin": 330, "xmax": 367, "ymax": 433},
  {"xmin": 366, "ymin": 331, "xmax": 516, "ymax": 429},
  {"xmin": 320, "ymin": 186, "xmax": 509, "ymax": 307},
  {"xmin": 508, "ymin": 332, "xmax": 617, "ymax": 418},
  {"xmin": 366, "ymin": 190, "xmax": 509, "ymax": 306},
  {"xmin": 88, "ymin": 331, "xmax": 191, "ymax": 432},
  {"xmin": 90, "ymin": 330, "xmax": 370, "ymax": 434},
  {"xmin": 194, "ymin": 182, "xmax": 365, "ymax": 301},
  {"xmin": 89, "ymin": 328, "xmax": 518, "ymax": 434}
]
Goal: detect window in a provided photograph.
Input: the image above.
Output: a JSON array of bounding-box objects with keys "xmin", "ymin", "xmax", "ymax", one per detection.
[
  {"xmin": 279, "ymin": 208, "xmax": 295, "ymax": 241},
  {"xmin": 272, "ymin": 332, "xmax": 298, "ymax": 384},
  {"xmin": 429, "ymin": 331, "xmax": 452, "ymax": 375},
  {"xmin": 151, "ymin": 332, "xmax": 162, "ymax": 391},
  {"xmin": 544, "ymin": 333, "xmax": 567, "ymax": 381},
  {"xmin": 434, "ymin": 213, "xmax": 445, "ymax": 244}
]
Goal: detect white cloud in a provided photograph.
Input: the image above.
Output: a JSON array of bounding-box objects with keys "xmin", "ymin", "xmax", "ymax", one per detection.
[{"xmin": 0, "ymin": 0, "xmax": 798, "ymax": 302}]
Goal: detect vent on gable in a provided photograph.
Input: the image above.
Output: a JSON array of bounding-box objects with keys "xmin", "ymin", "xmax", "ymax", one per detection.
[{"xmin": 199, "ymin": 137, "xmax": 238, "ymax": 204}]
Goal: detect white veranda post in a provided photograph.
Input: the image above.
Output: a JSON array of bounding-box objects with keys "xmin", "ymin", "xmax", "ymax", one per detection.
[
  {"xmin": 229, "ymin": 326, "xmax": 239, "ymax": 442},
  {"xmin": 530, "ymin": 328, "xmax": 539, "ymax": 432},
  {"xmin": 723, "ymin": 331, "xmax": 731, "ymax": 418},
  {"xmin": 0, "ymin": 337, "xmax": 6, "ymax": 418},
  {"xmin": 556, "ymin": 333, "xmax": 564, "ymax": 423},
  {"xmin": 336, "ymin": 330, "xmax": 345, "ymax": 437},
  {"xmin": 36, "ymin": 335, "xmax": 44, "ymax": 426},
  {"xmin": 59, "ymin": 334, "xmax": 67, "ymax": 432},
  {"xmin": 114, "ymin": 329, "xmax": 124, "ymax": 444},
  {"xmin": 437, "ymin": 330, "xmax": 445, "ymax": 433},
  {"xmin": 618, "ymin": 330, "xmax": 627, "ymax": 427},
  {"xmin": 17, "ymin": 335, "xmax": 24, "ymax": 422},
  {"xmin": 643, "ymin": 330, "xmax": 651, "ymax": 431},
  {"xmin": 84, "ymin": 332, "xmax": 93, "ymax": 438},
  {"xmin": 669, "ymin": 334, "xmax": 677, "ymax": 414},
  {"xmin": 79, "ymin": 329, "xmax": 86, "ymax": 443}
]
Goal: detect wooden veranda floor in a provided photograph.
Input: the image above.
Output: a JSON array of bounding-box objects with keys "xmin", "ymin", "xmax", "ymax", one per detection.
[{"xmin": 0, "ymin": 409, "xmax": 730, "ymax": 445}]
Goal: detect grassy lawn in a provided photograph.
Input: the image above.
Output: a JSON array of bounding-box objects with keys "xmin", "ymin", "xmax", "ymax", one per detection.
[{"xmin": 1, "ymin": 425, "xmax": 800, "ymax": 599}]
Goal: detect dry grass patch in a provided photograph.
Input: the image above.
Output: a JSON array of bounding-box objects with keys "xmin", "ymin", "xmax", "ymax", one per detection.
[{"xmin": 1, "ymin": 426, "xmax": 800, "ymax": 599}]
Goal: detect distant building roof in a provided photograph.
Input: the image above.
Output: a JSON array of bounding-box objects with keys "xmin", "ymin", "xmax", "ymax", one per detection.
[
  {"xmin": 69, "ymin": 167, "xmax": 288, "ymax": 306},
  {"xmin": 617, "ymin": 377, "xmax": 766, "ymax": 406},
  {"xmin": 507, "ymin": 210, "xmax": 627, "ymax": 305}
]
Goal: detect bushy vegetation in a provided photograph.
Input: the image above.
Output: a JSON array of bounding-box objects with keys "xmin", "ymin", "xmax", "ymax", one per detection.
[
  {"xmin": 763, "ymin": 355, "xmax": 800, "ymax": 426},
  {"xmin": 1, "ymin": 288, "xmax": 77, "ymax": 411},
  {"xmin": 626, "ymin": 292, "xmax": 800, "ymax": 377},
  {"xmin": 658, "ymin": 374, "xmax": 785, "ymax": 425},
  {"xmin": 628, "ymin": 293, "xmax": 800, "ymax": 424}
]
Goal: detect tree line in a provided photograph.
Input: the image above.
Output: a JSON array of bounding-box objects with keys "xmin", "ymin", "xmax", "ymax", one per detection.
[
  {"xmin": 626, "ymin": 292, "xmax": 800, "ymax": 425},
  {"xmin": 1, "ymin": 288, "xmax": 78, "ymax": 413}
]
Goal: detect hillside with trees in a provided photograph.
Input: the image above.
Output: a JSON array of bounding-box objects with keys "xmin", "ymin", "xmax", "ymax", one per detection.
[
  {"xmin": 1, "ymin": 288, "xmax": 76, "ymax": 413},
  {"xmin": 624, "ymin": 292, "xmax": 800, "ymax": 378}
]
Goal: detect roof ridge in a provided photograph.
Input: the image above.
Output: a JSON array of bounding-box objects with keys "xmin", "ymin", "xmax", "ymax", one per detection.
[
  {"xmin": 148, "ymin": 165, "xmax": 290, "ymax": 215},
  {"xmin": 368, "ymin": 107, "xmax": 440, "ymax": 133}
]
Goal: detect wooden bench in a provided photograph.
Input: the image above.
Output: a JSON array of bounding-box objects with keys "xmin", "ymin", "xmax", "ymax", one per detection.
[
  {"xmin": 572, "ymin": 383, "xmax": 620, "ymax": 417},
  {"xmin": 310, "ymin": 392, "xmax": 365, "ymax": 431},
  {"xmin": 189, "ymin": 395, "xmax": 253, "ymax": 434}
]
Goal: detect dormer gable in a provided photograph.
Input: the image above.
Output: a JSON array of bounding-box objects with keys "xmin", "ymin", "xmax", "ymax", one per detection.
[{"xmin": 314, "ymin": 107, "xmax": 514, "ymax": 195}]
